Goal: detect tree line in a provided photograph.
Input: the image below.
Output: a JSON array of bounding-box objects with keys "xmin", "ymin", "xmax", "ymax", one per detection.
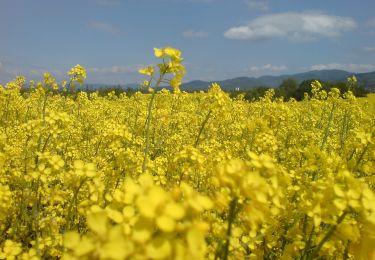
[
  {"xmin": 19, "ymin": 78, "xmax": 369, "ymax": 101},
  {"xmin": 228, "ymin": 78, "xmax": 368, "ymax": 101}
]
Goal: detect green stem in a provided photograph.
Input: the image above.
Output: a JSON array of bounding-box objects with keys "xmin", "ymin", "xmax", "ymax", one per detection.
[
  {"xmin": 320, "ymin": 103, "xmax": 335, "ymax": 150},
  {"xmin": 339, "ymin": 109, "xmax": 349, "ymax": 153},
  {"xmin": 142, "ymin": 73, "xmax": 165, "ymax": 173},
  {"xmin": 64, "ymin": 179, "xmax": 86, "ymax": 231},
  {"xmin": 222, "ymin": 197, "xmax": 238, "ymax": 260},
  {"xmin": 352, "ymin": 144, "xmax": 369, "ymax": 173},
  {"xmin": 307, "ymin": 211, "xmax": 348, "ymax": 260},
  {"xmin": 343, "ymin": 240, "xmax": 350, "ymax": 260},
  {"xmin": 301, "ymin": 224, "xmax": 315, "ymax": 260},
  {"xmin": 194, "ymin": 110, "xmax": 212, "ymax": 147}
]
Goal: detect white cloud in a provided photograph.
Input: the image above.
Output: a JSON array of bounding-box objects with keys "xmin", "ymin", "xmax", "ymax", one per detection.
[
  {"xmin": 363, "ymin": 46, "xmax": 375, "ymax": 52},
  {"xmin": 96, "ymin": 0, "xmax": 121, "ymax": 6},
  {"xmin": 89, "ymin": 21, "xmax": 120, "ymax": 35},
  {"xmin": 0, "ymin": 63, "xmax": 146, "ymax": 85},
  {"xmin": 367, "ymin": 18, "xmax": 375, "ymax": 27},
  {"xmin": 309, "ymin": 63, "xmax": 375, "ymax": 72},
  {"xmin": 244, "ymin": 0, "xmax": 268, "ymax": 11},
  {"xmin": 86, "ymin": 65, "xmax": 148, "ymax": 84},
  {"xmin": 88, "ymin": 65, "xmax": 144, "ymax": 75},
  {"xmin": 224, "ymin": 12, "xmax": 356, "ymax": 41},
  {"xmin": 244, "ymin": 64, "xmax": 288, "ymax": 76},
  {"xmin": 29, "ymin": 68, "xmax": 63, "ymax": 77},
  {"xmin": 188, "ymin": 0, "xmax": 213, "ymax": 2},
  {"xmin": 0, "ymin": 62, "xmax": 64, "ymax": 83},
  {"xmin": 182, "ymin": 30, "xmax": 208, "ymax": 38}
]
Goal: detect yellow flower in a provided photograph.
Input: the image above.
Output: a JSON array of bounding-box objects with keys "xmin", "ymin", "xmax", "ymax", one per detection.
[
  {"xmin": 164, "ymin": 47, "xmax": 182, "ymax": 61},
  {"xmin": 73, "ymin": 160, "xmax": 96, "ymax": 177},
  {"xmin": 139, "ymin": 66, "xmax": 155, "ymax": 76},
  {"xmin": 99, "ymin": 226, "xmax": 133, "ymax": 259},
  {"xmin": 68, "ymin": 64, "xmax": 86, "ymax": 85},
  {"xmin": 0, "ymin": 240, "xmax": 22, "ymax": 259},
  {"xmin": 154, "ymin": 48, "xmax": 164, "ymax": 58},
  {"xmin": 43, "ymin": 72, "xmax": 56, "ymax": 86}
]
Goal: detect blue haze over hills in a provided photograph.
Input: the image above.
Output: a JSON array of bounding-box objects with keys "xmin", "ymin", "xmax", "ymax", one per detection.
[{"xmin": 84, "ymin": 70, "xmax": 375, "ymax": 92}]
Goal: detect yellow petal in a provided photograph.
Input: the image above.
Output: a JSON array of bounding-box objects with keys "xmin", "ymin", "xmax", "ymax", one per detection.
[
  {"xmin": 154, "ymin": 48, "xmax": 164, "ymax": 58},
  {"xmin": 123, "ymin": 206, "xmax": 135, "ymax": 219},
  {"xmin": 146, "ymin": 238, "xmax": 172, "ymax": 259},
  {"xmin": 64, "ymin": 231, "xmax": 80, "ymax": 249},
  {"xmin": 137, "ymin": 196, "xmax": 157, "ymax": 218},
  {"xmin": 132, "ymin": 217, "xmax": 153, "ymax": 243},
  {"xmin": 74, "ymin": 237, "xmax": 95, "ymax": 256},
  {"xmin": 156, "ymin": 215, "xmax": 176, "ymax": 232},
  {"xmin": 100, "ymin": 226, "xmax": 134, "ymax": 259},
  {"xmin": 87, "ymin": 210, "xmax": 108, "ymax": 236},
  {"xmin": 186, "ymin": 227, "xmax": 207, "ymax": 258},
  {"xmin": 165, "ymin": 202, "xmax": 185, "ymax": 220},
  {"xmin": 106, "ymin": 208, "xmax": 124, "ymax": 224}
]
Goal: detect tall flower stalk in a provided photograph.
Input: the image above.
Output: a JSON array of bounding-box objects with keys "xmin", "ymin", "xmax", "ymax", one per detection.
[{"xmin": 139, "ymin": 47, "xmax": 185, "ymax": 173}]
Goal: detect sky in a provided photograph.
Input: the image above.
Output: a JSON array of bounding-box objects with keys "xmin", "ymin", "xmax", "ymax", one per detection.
[{"xmin": 1, "ymin": 0, "xmax": 375, "ymax": 85}]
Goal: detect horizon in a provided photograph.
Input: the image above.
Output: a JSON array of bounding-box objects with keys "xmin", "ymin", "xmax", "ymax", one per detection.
[
  {"xmin": 1, "ymin": 0, "xmax": 375, "ymax": 85},
  {"xmin": 70, "ymin": 68, "xmax": 375, "ymax": 86}
]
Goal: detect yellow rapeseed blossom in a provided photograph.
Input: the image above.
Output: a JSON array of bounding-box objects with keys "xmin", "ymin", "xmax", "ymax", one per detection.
[
  {"xmin": 68, "ymin": 64, "xmax": 86, "ymax": 85},
  {"xmin": 0, "ymin": 48, "xmax": 373, "ymax": 260},
  {"xmin": 139, "ymin": 66, "xmax": 154, "ymax": 77}
]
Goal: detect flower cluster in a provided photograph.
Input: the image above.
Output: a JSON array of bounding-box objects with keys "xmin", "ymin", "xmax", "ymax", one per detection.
[
  {"xmin": 68, "ymin": 64, "xmax": 87, "ymax": 85},
  {"xmin": 139, "ymin": 47, "xmax": 185, "ymax": 92}
]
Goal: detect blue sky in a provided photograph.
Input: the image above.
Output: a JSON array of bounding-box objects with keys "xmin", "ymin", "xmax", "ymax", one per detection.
[{"xmin": 1, "ymin": 0, "xmax": 375, "ymax": 84}]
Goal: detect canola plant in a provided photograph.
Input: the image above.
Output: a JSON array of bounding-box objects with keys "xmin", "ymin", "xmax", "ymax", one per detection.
[{"xmin": 0, "ymin": 47, "xmax": 374, "ymax": 259}]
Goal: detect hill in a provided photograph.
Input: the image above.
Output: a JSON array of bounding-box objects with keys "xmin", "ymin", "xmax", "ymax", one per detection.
[
  {"xmin": 78, "ymin": 69, "xmax": 375, "ymax": 92},
  {"xmin": 180, "ymin": 70, "xmax": 375, "ymax": 91}
]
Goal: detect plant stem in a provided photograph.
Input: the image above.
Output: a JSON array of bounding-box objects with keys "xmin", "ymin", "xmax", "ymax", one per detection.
[
  {"xmin": 320, "ymin": 103, "xmax": 335, "ymax": 150},
  {"xmin": 194, "ymin": 110, "xmax": 212, "ymax": 147},
  {"xmin": 222, "ymin": 197, "xmax": 238, "ymax": 260},
  {"xmin": 301, "ymin": 224, "xmax": 315, "ymax": 260},
  {"xmin": 307, "ymin": 211, "xmax": 348, "ymax": 260},
  {"xmin": 142, "ymin": 73, "xmax": 164, "ymax": 173}
]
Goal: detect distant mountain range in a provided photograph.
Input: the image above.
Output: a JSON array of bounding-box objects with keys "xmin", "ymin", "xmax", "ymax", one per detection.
[
  {"xmin": 83, "ymin": 69, "xmax": 375, "ymax": 92},
  {"xmin": 179, "ymin": 70, "xmax": 375, "ymax": 91}
]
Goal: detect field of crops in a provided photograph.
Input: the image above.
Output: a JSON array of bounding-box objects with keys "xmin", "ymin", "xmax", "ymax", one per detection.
[{"xmin": 0, "ymin": 48, "xmax": 374, "ymax": 259}]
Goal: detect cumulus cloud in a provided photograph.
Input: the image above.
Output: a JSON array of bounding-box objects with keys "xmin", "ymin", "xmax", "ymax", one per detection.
[
  {"xmin": 244, "ymin": 0, "xmax": 269, "ymax": 11},
  {"xmin": 89, "ymin": 21, "xmax": 120, "ymax": 35},
  {"xmin": 244, "ymin": 64, "xmax": 288, "ymax": 76},
  {"xmin": 309, "ymin": 63, "xmax": 375, "ymax": 72},
  {"xmin": 224, "ymin": 12, "xmax": 357, "ymax": 41},
  {"xmin": 182, "ymin": 30, "xmax": 208, "ymax": 38}
]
